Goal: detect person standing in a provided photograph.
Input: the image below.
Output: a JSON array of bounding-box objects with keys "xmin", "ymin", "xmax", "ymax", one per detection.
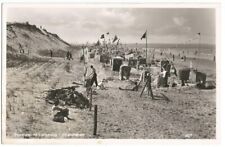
[
  {"xmin": 89, "ymin": 65, "xmax": 98, "ymax": 87},
  {"xmin": 69, "ymin": 52, "xmax": 73, "ymax": 60},
  {"xmin": 66, "ymin": 51, "xmax": 70, "ymax": 60},
  {"xmin": 169, "ymin": 64, "xmax": 177, "ymax": 87},
  {"xmin": 184, "ymin": 55, "xmax": 186, "ymax": 61},
  {"xmin": 50, "ymin": 50, "xmax": 53, "ymax": 58}
]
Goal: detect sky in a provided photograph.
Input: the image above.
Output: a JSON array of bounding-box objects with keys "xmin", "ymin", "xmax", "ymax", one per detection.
[{"xmin": 6, "ymin": 5, "xmax": 216, "ymax": 44}]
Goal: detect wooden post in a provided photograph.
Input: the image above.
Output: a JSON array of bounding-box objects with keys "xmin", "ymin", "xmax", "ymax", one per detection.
[
  {"xmin": 104, "ymin": 38, "xmax": 106, "ymax": 49},
  {"xmin": 148, "ymin": 76, "xmax": 154, "ymax": 99},
  {"xmin": 89, "ymin": 88, "xmax": 92, "ymax": 111},
  {"xmin": 93, "ymin": 105, "xmax": 98, "ymax": 136},
  {"xmin": 136, "ymin": 43, "xmax": 138, "ymax": 53},
  {"xmin": 140, "ymin": 78, "xmax": 148, "ymax": 97},
  {"xmin": 140, "ymin": 75, "xmax": 154, "ymax": 99},
  {"xmin": 145, "ymin": 30, "xmax": 148, "ymax": 64}
]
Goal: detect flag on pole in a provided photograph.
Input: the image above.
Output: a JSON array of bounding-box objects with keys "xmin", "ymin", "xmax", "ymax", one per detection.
[
  {"xmin": 113, "ymin": 35, "xmax": 118, "ymax": 43},
  {"xmin": 141, "ymin": 31, "xmax": 146, "ymax": 40},
  {"xmin": 95, "ymin": 40, "xmax": 100, "ymax": 46},
  {"xmin": 100, "ymin": 34, "xmax": 105, "ymax": 39}
]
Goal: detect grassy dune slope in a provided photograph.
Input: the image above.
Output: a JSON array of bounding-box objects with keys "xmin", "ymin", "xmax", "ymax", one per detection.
[{"xmin": 7, "ymin": 22, "xmax": 71, "ymax": 57}]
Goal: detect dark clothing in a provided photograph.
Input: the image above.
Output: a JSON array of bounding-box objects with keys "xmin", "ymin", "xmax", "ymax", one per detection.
[
  {"xmin": 91, "ymin": 73, "xmax": 98, "ymax": 87},
  {"xmin": 66, "ymin": 51, "xmax": 70, "ymax": 60},
  {"xmin": 67, "ymin": 52, "xmax": 72, "ymax": 60},
  {"xmin": 50, "ymin": 50, "xmax": 53, "ymax": 57},
  {"xmin": 53, "ymin": 108, "xmax": 69, "ymax": 123}
]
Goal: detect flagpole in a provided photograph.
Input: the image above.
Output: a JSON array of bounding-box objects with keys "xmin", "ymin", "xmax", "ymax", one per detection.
[
  {"xmin": 116, "ymin": 42, "xmax": 118, "ymax": 51},
  {"xmin": 198, "ymin": 33, "xmax": 201, "ymax": 54},
  {"xmin": 104, "ymin": 38, "xmax": 106, "ymax": 47},
  {"xmin": 136, "ymin": 43, "xmax": 137, "ymax": 53},
  {"xmin": 197, "ymin": 33, "xmax": 201, "ymax": 68},
  {"xmin": 146, "ymin": 30, "xmax": 147, "ymax": 64},
  {"xmin": 82, "ymin": 45, "xmax": 85, "ymax": 64}
]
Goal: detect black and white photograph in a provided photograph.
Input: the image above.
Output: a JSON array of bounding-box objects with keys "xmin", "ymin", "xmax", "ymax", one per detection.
[{"xmin": 1, "ymin": 2, "xmax": 221, "ymax": 144}]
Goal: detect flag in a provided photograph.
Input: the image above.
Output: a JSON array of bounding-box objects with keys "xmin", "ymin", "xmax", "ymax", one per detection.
[
  {"xmin": 141, "ymin": 31, "xmax": 146, "ymax": 40},
  {"xmin": 100, "ymin": 34, "xmax": 104, "ymax": 39},
  {"xmin": 106, "ymin": 32, "xmax": 109, "ymax": 35},
  {"xmin": 95, "ymin": 40, "xmax": 100, "ymax": 46},
  {"xmin": 113, "ymin": 35, "xmax": 118, "ymax": 43},
  {"xmin": 197, "ymin": 32, "xmax": 201, "ymax": 35}
]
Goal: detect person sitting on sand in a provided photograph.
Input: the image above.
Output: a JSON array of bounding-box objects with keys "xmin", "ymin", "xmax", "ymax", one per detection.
[
  {"xmin": 161, "ymin": 67, "xmax": 167, "ymax": 78},
  {"xmin": 156, "ymin": 67, "xmax": 169, "ymax": 88},
  {"xmin": 170, "ymin": 64, "xmax": 177, "ymax": 76},
  {"xmin": 52, "ymin": 100, "xmax": 70, "ymax": 123},
  {"xmin": 169, "ymin": 64, "xmax": 178, "ymax": 87},
  {"xmin": 97, "ymin": 79, "xmax": 106, "ymax": 90},
  {"xmin": 119, "ymin": 81, "xmax": 138, "ymax": 91}
]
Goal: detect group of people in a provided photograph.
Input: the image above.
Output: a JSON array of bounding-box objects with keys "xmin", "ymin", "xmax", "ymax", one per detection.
[
  {"xmin": 48, "ymin": 50, "xmax": 74, "ymax": 59},
  {"xmin": 51, "ymin": 55, "xmax": 179, "ymax": 123}
]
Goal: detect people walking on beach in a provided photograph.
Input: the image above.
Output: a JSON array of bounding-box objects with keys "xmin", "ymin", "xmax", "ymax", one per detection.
[{"xmin": 89, "ymin": 65, "xmax": 98, "ymax": 87}]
